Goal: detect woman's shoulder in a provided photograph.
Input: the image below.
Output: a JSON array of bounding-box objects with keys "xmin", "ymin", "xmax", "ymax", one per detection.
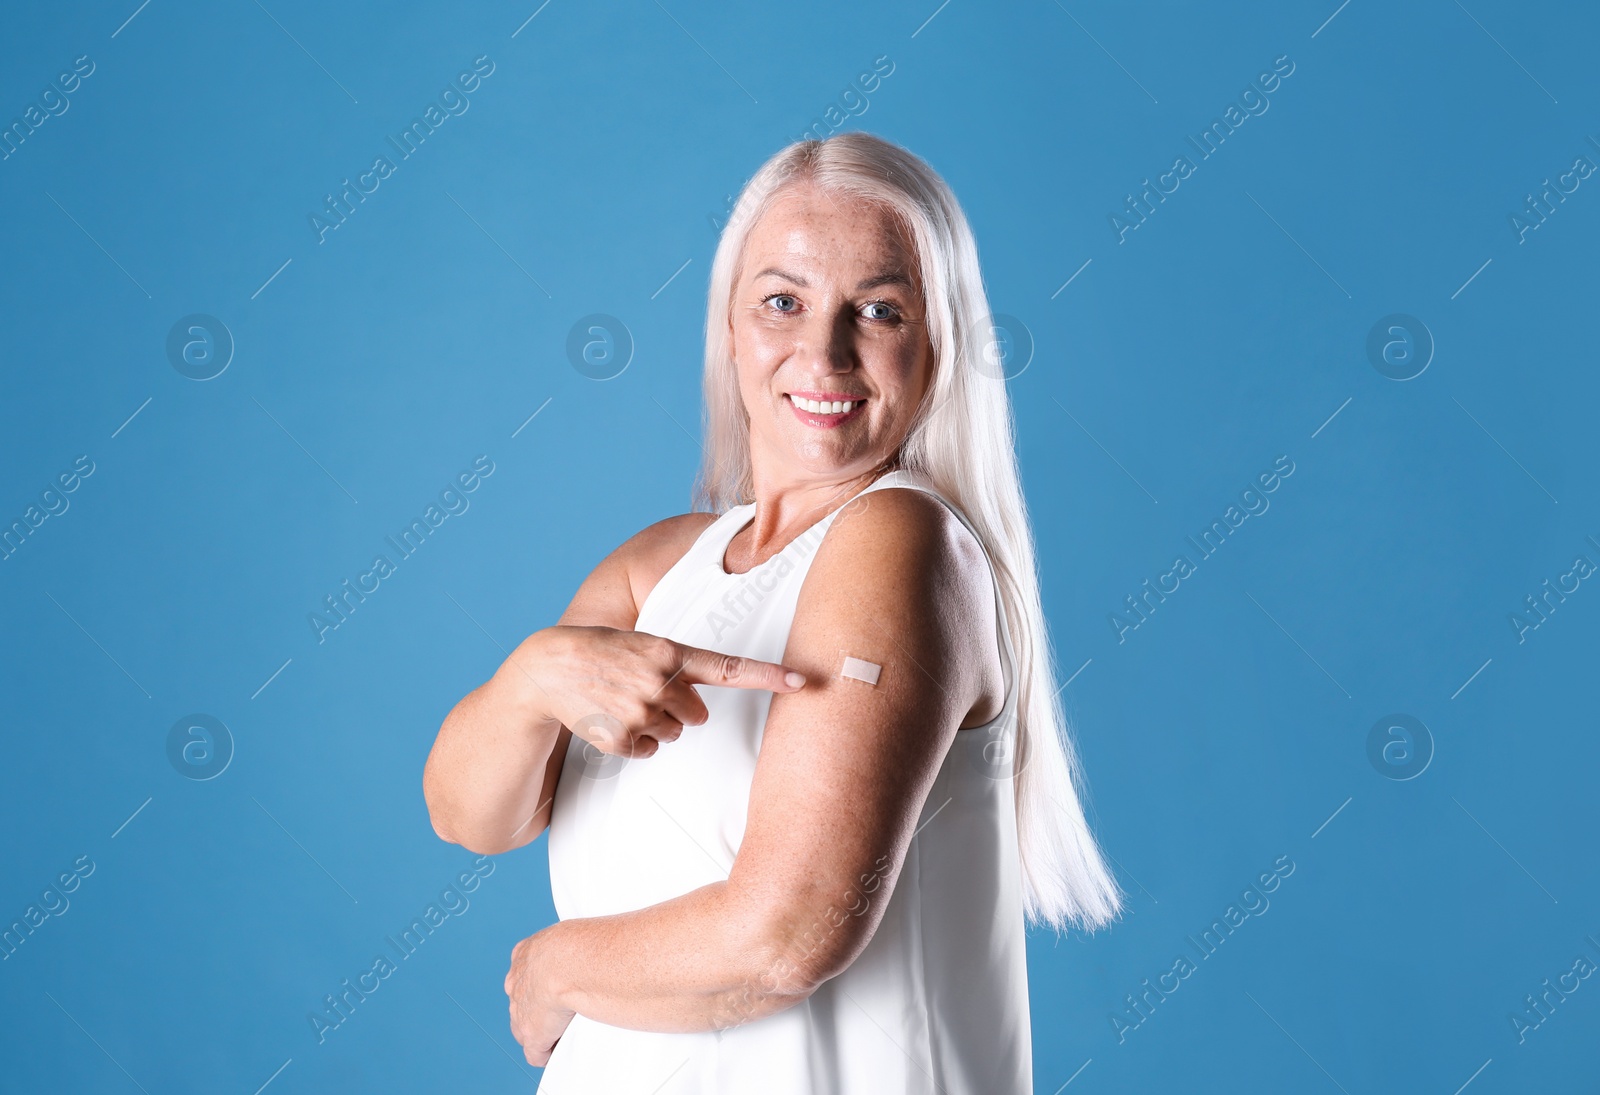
[
  {"xmin": 814, "ymin": 482, "xmax": 994, "ymax": 624},
  {"xmin": 804, "ymin": 483, "xmax": 1007, "ymax": 728},
  {"xmin": 621, "ymin": 510, "xmax": 723, "ymax": 620},
  {"xmin": 838, "ymin": 481, "xmax": 986, "ymax": 571}
]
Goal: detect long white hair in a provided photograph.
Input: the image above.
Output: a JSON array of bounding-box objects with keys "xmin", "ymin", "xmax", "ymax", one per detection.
[{"xmin": 692, "ymin": 131, "xmax": 1123, "ymax": 933}]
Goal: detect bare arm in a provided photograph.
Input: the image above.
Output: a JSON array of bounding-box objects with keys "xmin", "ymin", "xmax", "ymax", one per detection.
[
  {"xmin": 511, "ymin": 489, "xmax": 998, "ymax": 1034},
  {"xmin": 423, "ymin": 515, "xmax": 710, "ymax": 855},
  {"xmin": 422, "ymin": 634, "xmax": 568, "ymax": 856}
]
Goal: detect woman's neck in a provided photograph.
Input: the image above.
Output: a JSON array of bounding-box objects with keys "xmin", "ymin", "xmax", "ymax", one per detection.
[{"xmin": 731, "ymin": 462, "xmax": 899, "ymax": 565}]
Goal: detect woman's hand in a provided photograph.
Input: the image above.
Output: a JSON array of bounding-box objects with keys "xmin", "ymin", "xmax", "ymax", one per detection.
[
  {"xmin": 505, "ymin": 928, "xmax": 576, "ymax": 1067},
  {"xmin": 529, "ymin": 625, "xmax": 807, "ymax": 759}
]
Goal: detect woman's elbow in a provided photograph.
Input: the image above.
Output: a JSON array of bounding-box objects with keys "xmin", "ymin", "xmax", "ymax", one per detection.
[
  {"xmin": 736, "ymin": 900, "xmax": 872, "ymax": 1016},
  {"xmin": 422, "ymin": 760, "xmax": 484, "ymax": 850},
  {"xmin": 423, "ymin": 771, "xmax": 534, "ymax": 854},
  {"xmin": 421, "ymin": 759, "xmax": 455, "ymax": 839},
  {"xmin": 425, "ymin": 800, "xmax": 518, "ymax": 856}
]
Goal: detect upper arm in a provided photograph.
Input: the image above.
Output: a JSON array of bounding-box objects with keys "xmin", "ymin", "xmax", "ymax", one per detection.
[{"xmin": 724, "ymin": 488, "xmax": 996, "ymax": 990}]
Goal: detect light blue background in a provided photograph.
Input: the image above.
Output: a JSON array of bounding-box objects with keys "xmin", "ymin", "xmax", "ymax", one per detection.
[{"xmin": 2, "ymin": 1, "xmax": 1596, "ymax": 1091}]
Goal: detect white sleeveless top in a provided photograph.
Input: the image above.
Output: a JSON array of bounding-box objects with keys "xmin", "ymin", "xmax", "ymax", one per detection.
[{"xmin": 541, "ymin": 468, "xmax": 1032, "ymax": 1094}]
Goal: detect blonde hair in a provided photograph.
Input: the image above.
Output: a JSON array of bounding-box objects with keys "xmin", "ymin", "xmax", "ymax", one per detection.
[{"xmin": 692, "ymin": 131, "xmax": 1122, "ymax": 933}]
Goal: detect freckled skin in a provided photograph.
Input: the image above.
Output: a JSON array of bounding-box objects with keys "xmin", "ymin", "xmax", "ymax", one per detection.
[
  {"xmin": 724, "ymin": 182, "xmax": 935, "ymax": 572},
  {"xmin": 429, "ymin": 175, "xmax": 1006, "ymax": 1067}
]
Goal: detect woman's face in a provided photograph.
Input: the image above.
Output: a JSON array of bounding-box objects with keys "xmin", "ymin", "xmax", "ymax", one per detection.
[{"xmin": 729, "ymin": 182, "xmax": 933, "ymax": 483}]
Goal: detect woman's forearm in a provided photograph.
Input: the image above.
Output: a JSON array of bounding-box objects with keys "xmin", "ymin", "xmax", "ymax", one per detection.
[
  {"xmin": 423, "ymin": 631, "xmax": 565, "ymax": 853},
  {"xmin": 539, "ymin": 882, "xmax": 818, "ymax": 1033}
]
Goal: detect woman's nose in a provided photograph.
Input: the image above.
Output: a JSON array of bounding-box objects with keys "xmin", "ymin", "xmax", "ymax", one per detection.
[{"xmin": 798, "ymin": 307, "xmax": 857, "ymax": 374}]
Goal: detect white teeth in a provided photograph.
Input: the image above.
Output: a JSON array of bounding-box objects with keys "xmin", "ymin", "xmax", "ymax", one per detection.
[{"xmin": 791, "ymin": 396, "xmax": 859, "ymax": 415}]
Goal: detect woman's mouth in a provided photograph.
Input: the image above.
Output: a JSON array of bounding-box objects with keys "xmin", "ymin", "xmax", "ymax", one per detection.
[{"xmin": 785, "ymin": 391, "xmax": 867, "ymax": 429}]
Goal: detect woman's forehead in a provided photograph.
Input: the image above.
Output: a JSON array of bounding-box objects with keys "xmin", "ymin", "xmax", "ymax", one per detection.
[{"xmin": 744, "ymin": 186, "xmax": 919, "ymax": 277}]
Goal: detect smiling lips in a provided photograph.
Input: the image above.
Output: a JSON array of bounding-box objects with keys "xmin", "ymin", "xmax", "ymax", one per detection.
[{"xmin": 785, "ymin": 391, "xmax": 867, "ymax": 427}]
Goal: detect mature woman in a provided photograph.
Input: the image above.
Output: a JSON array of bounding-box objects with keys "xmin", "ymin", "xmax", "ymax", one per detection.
[{"xmin": 422, "ymin": 131, "xmax": 1122, "ymax": 1093}]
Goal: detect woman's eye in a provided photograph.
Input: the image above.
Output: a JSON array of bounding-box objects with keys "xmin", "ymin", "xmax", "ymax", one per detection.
[
  {"xmin": 862, "ymin": 301, "xmax": 896, "ymax": 321},
  {"xmin": 765, "ymin": 294, "xmax": 798, "ymax": 312}
]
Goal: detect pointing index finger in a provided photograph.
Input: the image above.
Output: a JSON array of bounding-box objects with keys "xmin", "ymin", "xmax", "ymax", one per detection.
[{"xmin": 674, "ymin": 643, "xmax": 807, "ymax": 692}]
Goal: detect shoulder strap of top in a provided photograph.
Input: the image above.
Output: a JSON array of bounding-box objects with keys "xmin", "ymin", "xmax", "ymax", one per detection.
[
  {"xmin": 696, "ymin": 503, "xmax": 754, "ymax": 569},
  {"xmin": 672, "ymin": 473, "xmax": 1019, "ymax": 728},
  {"xmin": 635, "ymin": 506, "xmax": 751, "ymax": 626}
]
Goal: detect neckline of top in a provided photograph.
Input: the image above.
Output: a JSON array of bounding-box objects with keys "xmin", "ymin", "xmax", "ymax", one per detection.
[{"xmin": 713, "ymin": 469, "xmax": 920, "ymax": 577}]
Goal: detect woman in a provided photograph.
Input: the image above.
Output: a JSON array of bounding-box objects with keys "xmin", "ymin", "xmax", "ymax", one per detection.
[{"xmin": 422, "ymin": 131, "xmax": 1122, "ymax": 1093}]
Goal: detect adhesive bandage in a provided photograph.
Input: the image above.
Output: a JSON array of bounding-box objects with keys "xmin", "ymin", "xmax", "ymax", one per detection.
[{"xmin": 840, "ymin": 655, "xmax": 882, "ymax": 686}]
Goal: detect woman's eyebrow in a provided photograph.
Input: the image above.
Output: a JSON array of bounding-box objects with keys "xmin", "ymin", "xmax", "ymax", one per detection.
[
  {"xmin": 754, "ymin": 266, "xmax": 807, "ymax": 286},
  {"xmin": 856, "ymin": 271, "xmax": 912, "ymax": 291},
  {"xmin": 752, "ymin": 267, "xmax": 912, "ymax": 290}
]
